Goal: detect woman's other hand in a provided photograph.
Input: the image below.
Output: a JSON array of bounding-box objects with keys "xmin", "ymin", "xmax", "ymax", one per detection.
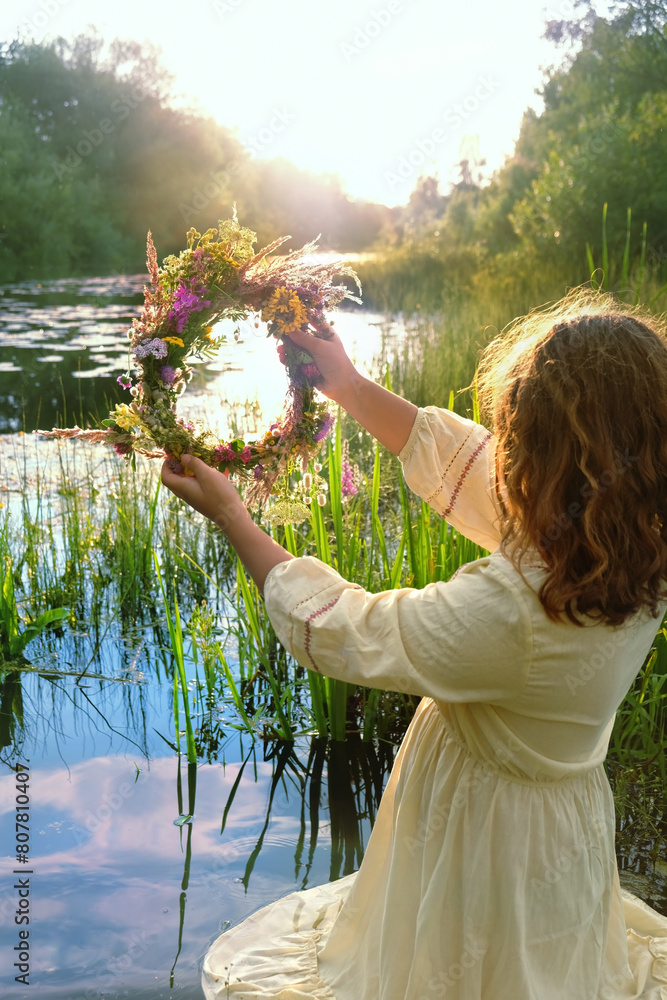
[{"xmin": 277, "ymin": 328, "xmax": 360, "ymax": 403}]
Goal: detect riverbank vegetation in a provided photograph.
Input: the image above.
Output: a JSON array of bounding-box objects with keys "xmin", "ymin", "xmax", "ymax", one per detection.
[
  {"xmin": 2, "ymin": 2, "xmax": 667, "ymax": 294},
  {"xmin": 1, "ymin": 0, "xmax": 666, "ymax": 876}
]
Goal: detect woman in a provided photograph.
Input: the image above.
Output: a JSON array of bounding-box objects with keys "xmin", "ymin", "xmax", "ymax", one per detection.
[{"xmin": 163, "ymin": 290, "xmax": 667, "ymax": 999}]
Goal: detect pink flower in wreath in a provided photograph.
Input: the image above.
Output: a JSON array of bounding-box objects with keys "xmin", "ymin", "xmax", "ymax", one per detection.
[
  {"xmin": 239, "ymin": 446, "xmax": 252, "ymax": 463},
  {"xmin": 213, "ymin": 444, "xmax": 235, "ymax": 463}
]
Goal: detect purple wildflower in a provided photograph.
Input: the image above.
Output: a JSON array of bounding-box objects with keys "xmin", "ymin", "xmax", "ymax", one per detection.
[
  {"xmin": 168, "ymin": 282, "xmax": 211, "ymax": 334},
  {"xmin": 313, "ymin": 412, "xmax": 333, "ymax": 443},
  {"xmin": 341, "ymin": 460, "xmax": 359, "ymax": 496},
  {"xmin": 160, "ymin": 365, "xmax": 178, "ymax": 385},
  {"xmin": 253, "ymin": 464, "xmax": 264, "ymax": 480},
  {"xmin": 117, "ymin": 372, "xmax": 133, "ymax": 389},
  {"xmin": 135, "ymin": 338, "xmax": 169, "ymax": 360},
  {"xmin": 341, "ymin": 440, "xmax": 359, "ymax": 497}
]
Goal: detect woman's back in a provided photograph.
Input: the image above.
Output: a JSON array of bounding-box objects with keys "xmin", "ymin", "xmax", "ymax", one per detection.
[{"xmin": 438, "ymin": 551, "xmax": 666, "ymax": 783}]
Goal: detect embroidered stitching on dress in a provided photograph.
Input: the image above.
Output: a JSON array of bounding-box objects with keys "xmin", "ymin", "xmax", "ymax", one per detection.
[
  {"xmin": 442, "ymin": 432, "xmax": 493, "ymax": 519},
  {"xmin": 304, "ymin": 596, "xmax": 341, "ymax": 673},
  {"xmin": 424, "ymin": 430, "xmax": 473, "ymax": 507}
]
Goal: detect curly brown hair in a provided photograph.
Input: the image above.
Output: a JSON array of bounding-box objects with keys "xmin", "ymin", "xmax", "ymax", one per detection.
[{"xmin": 476, "ymin": 288, "xmax": 667, "ymax": 626}]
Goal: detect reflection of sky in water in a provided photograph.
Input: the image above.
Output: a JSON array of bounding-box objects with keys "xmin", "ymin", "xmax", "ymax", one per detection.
[
  {"xmin": 0, "ymin": 752, "xmax": 344, "ymax": 998},
  {"xmin": 182, "ymin": 310, "xmax": 402, "ymax": 439},
  {"xmin": 0, "ymin": 273, "xmax": 402, "ymax": 436},
  {"xmin": 0, "ymin": 275, "xmax": 666, "ymax": 997},
  {"xmin": 0, "ymin": 265, "xmax": 397, "ymax": 996}
]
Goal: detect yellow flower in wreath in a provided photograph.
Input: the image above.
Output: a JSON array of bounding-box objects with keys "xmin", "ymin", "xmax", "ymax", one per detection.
[
  {"xmin": 262, "ymin": 286, "xmax": 308, "ymax": 335},
  {"xmin": 112, "ymin": 404, "xmax": 140, "ymax": 431}
]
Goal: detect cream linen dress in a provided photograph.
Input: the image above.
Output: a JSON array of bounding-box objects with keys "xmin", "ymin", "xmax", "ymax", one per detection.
[{"xmin": 202, "ymin": 406, "xmax": 667, "ymax": 1000}]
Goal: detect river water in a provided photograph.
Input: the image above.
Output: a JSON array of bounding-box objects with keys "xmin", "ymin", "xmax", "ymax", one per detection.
[
  {"xmin": 0, "ymin": 275, "xmax": 664, "ymax": 999},
  {"xmin": 0, "ymin": 274, "xmax": 404, "ymax": 999}
]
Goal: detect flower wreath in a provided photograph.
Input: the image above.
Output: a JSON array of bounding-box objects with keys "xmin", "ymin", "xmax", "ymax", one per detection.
[{"xmin": 40, "ymin": 215, "xmax": 361, "ymax": 522}]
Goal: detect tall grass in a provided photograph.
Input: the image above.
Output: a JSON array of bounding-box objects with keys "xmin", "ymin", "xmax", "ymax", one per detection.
[
  {"xmin": 1, "ymin": 273, "xmax": 666, "ymax": 849},
  {"xmin": 226, "ymin": 405, "xmax": 488, "ymax": 742},
  {"xmin": 355, "ymin": 202, "xmax": 667, "ymax": 413},
  {"xmin": 586, "ymin": 203, "xmax": 667, "ymax": 308}
]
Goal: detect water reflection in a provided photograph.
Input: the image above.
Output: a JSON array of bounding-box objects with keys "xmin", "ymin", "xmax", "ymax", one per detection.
[
  {"xmin": 0, "ymin": 276, "xmax": 145, "ymax": 432},
  {"xmin": 0, "ymin": 734, "xmax": 397, "ymax": 999},
  {"xmin": 0, "ymin": 274, "xmax": 397, "ymax": 436}
]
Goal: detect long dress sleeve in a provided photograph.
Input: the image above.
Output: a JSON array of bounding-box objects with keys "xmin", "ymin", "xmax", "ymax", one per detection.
[
  {"xmin": 263, "ymin": 555, "xmax": 532, "ymax": 703},
  {"xmin": 399, "ymin": 406, "xmax": 502, "ymax": 551}
]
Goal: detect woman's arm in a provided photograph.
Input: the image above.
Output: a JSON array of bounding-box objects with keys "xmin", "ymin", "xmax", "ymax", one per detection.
[
  {"xmin": 161, "ymin": 456, "xmax": 293, "ymax": 594},
  {"xmin": 161, "ymin": 332, "xmax": 418, "ymax": 589},
  {"xmin": 279, "ymin": 329, "xmax": 418, "ymax": 456}
]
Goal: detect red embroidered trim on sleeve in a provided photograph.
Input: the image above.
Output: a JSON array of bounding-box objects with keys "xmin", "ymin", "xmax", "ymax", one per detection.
[
  {"xmin": 304, "ymin": 596, "xmax": 341, "ymax": 673},
  {"xmin": 442, "ymin": 432, "xmax": 493, "ymax": 519}
]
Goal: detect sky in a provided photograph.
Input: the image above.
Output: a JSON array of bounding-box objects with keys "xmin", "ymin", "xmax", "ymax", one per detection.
[{"xmin": 2, "ymin": 0, "xmax": 599, "ymax": 207}]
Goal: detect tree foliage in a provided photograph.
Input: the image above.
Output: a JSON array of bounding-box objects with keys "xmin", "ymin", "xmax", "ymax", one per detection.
[
  {"xmin": 0, "ymin": 35, "xmax": 390, "ymax": 282},
  {"xmin": 382, "ymin": 0, "xmax": 667, "ymax": 298}
]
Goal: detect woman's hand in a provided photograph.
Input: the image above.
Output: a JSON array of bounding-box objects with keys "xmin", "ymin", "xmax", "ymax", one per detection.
[
  {"xmin": 161, "ymin": 454, "xmax": 249, "ymax": 532},
  {"xmin": 278, "ymin": 328, "xmax": 361, "ymax": 403},
  {"xmin": 161, "ymin": 454, "xmax": 294, "ymax": 593},
  {"xmin": 277, "ymin": 328, "xmax": 418, "ymax": 456}
]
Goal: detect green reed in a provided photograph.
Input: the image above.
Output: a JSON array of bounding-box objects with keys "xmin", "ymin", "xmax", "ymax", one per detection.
[
  {"xmin": 221, "ymin": 402, "xmax": 487, "ymax": 743},
  {"xmin": 1, "ymin": 298, "xmax": 665, "ymax": 810},
  {"xmin": 586, "ymin": 203, "xmax": 667, "ymax": 308},
  {"xmin": 154, "ymin": 553, "xmax": 197, "ymax": 770}
]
